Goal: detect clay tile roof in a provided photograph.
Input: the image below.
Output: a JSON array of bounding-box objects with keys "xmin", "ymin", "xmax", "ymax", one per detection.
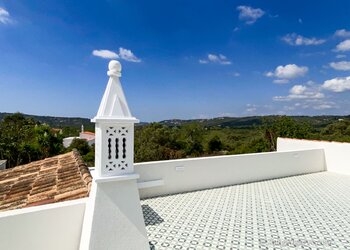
[
  {"xmin": 81, "ymin": 131, "xmax": 95, "ymax": 136},
  {"xmin": 0, "ymin": 150, "xmax": 92, "ymax": 212}
]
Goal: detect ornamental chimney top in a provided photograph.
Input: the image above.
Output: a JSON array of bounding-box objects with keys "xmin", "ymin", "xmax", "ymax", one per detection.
[{"xmin": 92, "ymin": 60, "xmax": 138, "ymax": 124}]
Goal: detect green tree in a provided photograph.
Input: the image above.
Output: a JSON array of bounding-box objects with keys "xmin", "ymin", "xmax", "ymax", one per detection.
[
  {"xmin": 66, "ymin": 139, "xmax": 95, "ymax": 167},
  {"xmin": 179, "ymin": 123, "xmax": 204, "ymax": 156},
  {"xmin": 83, "ymin": 151, "xmax": 95, "ymax": 167},
  {"xmin": 0, "ymin": 113, "xmax": 64, "ymax": 168},
  {"xmin": 68, "ymin": 138, "xmax": 91, "ymax": 156},
  {"xmin": 263, "ymin": 116, "xmax": 312, "ymax": 151},
  {"xmin": 135, "ymin": 123, "xmax": 185, "ymax": 162},
  {"xmin": 320, "ymin": 120, "xmax": 350, "ymax": 142},
  {"xmin": 61, "ymin": 127, "xmax": 80, "ymax": 137},
  {"xmin": 207, "ymin": 135, "xmax": 223, "ymax": 153}
]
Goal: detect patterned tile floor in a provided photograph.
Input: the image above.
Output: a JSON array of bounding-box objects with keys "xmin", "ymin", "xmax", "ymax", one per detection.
[{"xmin": 141, "ymin": 172, "xmax": 350, "ymax": 249}]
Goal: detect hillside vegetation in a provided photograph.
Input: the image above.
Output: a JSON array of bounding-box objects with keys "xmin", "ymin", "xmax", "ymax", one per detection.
[{"xmin": 1, "ymin": 112, "xmax": 350, "ymax": 168}]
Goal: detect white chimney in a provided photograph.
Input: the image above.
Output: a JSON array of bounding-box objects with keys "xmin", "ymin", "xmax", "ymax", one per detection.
[
  {"xmin": 80, "ymin": 61, "xmax": 148, "ymax": 250},
  {"xmin": 92, "ymin": 60, "xmax": 139, "ymax": 177}
]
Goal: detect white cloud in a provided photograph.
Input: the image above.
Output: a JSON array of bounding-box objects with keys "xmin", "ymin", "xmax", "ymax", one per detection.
[
  {"xmin": 282, "ymin": 100, "xmax": 336, "ymax": 111},
  {"xmin": 273, "ymin": 79, "xmax": 289, "ymax": 84},
  {"xmin": 244, "ymin": 104, "xmax": 274, "ymax": 115},
  {"xmin": 329, "ymin": 61, "xmax": 350, "ymax": 71},
  {"xmin": 92, "ymin": 49, "xmax": 119, "ymax": 59},
  {"xmin": 92, "ymin": 47, "xmax": 141, "ymax": 62},
  {"xmin": 267, "ymin": 64, "xmax": 308, "ymax": 82},
  {"xmin": 265, "ymin": 72, "xmax": 274, "ymax": 77},
  {"xmin": 299, "ymin": 51, "xmax": 326, "ymax": 57},
  {"xmin": 194, "ymin": 114, "xmax": 211, "ymax": 119},
  {"xmin": 298, "ymin": 18, "xmax": 303, "ymax": 24},
  {"xmin": 208, "ymin": 54, "xmax": 231, "ymax": 64},
  {"xmin": 282, "ymin": 33, "xmax": 326, "ymax": 46},
  {"xmin": 273, "ymin": 84, "xmax": 324, "ymax": 101},
  {"xmin": 313, "ymin": 102, "xmax": 335, "ymax": 110},
  {"xmin": 336, "ymin": 54, "xmax": 347, "ymax": 59},
  {"xmin": 334, "ymin": 29, "xmax": 350, "ymax": 38},
  {"xmin": 322, "ymin": 76, "xmax": 350, "ymax": 92},
  {"xmin": 245, "ymin": 104, "xmax": 257, "ymax": 112},
  {"xmin": 233, "ymin": 72, "xmax": 240, "ymax": 77},
  {"xmin": 290, "ymin": 85, "xmax": 307, "ymax": 95},
  {"xmin": 283, "ymin": 105, "xmax": 295, "ymax": 111},
  {"xmin": 236, "ymin": 5, "xmax": 265, "ymax": 25},
  {"xmin": 0, "ymin": 7, "xmax": 12, "ymax": 24},
  {"xmin": 274, "ymin": 64, "xmax": 308, "ymax": 78},
  {"xmin": 199, "ymin": 54, "xmax": 231, "ymax": 65},
  {"xmin": 335, "ymin": 39, "xmax": 350, "ymax": 52},
  {"xmin": 118, "ymin": 47, "xmax": 141, "ymax": 62},
  {"xmin": 208, "ymin": 54, "xmax": 219, "ymax": 62},
  {"xmin": 301, "ymin": 101, "xmax": 335, "ymax": 110},
  {"xmin": 246, "ymin": 107, "xmax": 256, "ymax": 112},
  {"xmin": 218, "ymin": 112, "xmax": 236, "ymax": 117}
]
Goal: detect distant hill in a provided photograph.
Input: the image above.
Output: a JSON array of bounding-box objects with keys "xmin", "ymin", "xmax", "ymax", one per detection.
[
  {"xmin": 0, "ymin": 112, "xmax": 94, "ymax": 130},
  {"xmin": 159, "ymin": 115, "xmax": 350, "ymax": 129},
  {"xmin": 1, "ymin": 112, "xmax": 349, "ymax": 130}
]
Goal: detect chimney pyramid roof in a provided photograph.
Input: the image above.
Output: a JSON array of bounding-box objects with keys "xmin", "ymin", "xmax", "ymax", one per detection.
[{"xmin": 92, "ymin": 60, "xmax": 138, "ymax": 123}]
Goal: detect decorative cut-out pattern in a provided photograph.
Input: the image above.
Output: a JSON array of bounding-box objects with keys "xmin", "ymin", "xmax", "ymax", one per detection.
[
  {"xmin": 142, "ymin": 172, "xmax": 350, "ymax": 249},
  {"xmin": 108, "ymin": 138, "xmax": 112, "ymax": 159},
  {"xmin": 122, "ymin": 138, "xmax": 126, "ymax": 158},
  {"xmin": 115, "ymin": 138, "xmax": 119, "ymax": 159},
  {"xmin": 104, "ymin": 126, "xmax": 130, "ymax": 173}
]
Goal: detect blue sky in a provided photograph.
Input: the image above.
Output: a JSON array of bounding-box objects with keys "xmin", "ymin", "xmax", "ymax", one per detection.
[{"xmin": 1, "ymin": 1, "xmax": 350, "ymax": 121}]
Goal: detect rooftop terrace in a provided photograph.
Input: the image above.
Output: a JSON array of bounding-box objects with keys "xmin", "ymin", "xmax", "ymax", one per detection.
[
  {"xmin": 142, "ymin": 171, "xmax": 350, "ymax": 249},
  {"xmin": 1, "ymin": 61, "xmax": 350, "ymax": 250}
]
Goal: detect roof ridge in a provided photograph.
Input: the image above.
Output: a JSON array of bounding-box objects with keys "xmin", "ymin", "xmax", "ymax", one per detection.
[{"xmin": 71, "ymin": 149, "xmax": 92, "ymax": 193}]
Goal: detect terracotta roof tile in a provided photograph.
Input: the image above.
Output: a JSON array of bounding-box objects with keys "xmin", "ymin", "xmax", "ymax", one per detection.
[
  {"xmin": 81, "ymin": 131, "xmax": 95, "ymax": 135},
  {"xmin": 0, "ymin": 150, "xmax": 92, "ymax": 212}
]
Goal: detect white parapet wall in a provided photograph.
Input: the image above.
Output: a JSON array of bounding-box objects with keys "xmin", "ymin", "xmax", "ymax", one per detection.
[
  {"xmin": 135, "ymin": 149, "xmax": 326, "ymax": 199},
  {"xmin": 277, "ymin": 137, "xmax": 350, "ymax": 175},
  {"xmin": 0, "ymin": 199, "xmax": 87, "ymax": 250}
]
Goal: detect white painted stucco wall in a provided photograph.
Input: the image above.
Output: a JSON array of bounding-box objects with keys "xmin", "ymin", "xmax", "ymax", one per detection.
[
  {"xmin": 80, "ymin": 177, "xmax": 149, "ymax": 250},
  {"xmin": 0, "ymin": 199, "xmax": 87, "ymax": 250},
  {"xmin": 63, "ymin": 136, "xmax": 78, "ymax": 148},
  {"xmin": 0, "ymin": 160, "xmax": 6, "ymax": 170},
  {"xmin": 135, "ymin": 149, "xmax": 326, "ymax": 198},
  {"xmin": 277, "ymin": 137, "xmax": 350, "ymax": 175}
]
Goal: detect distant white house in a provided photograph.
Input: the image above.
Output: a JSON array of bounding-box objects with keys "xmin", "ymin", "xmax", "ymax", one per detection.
[
  {"xmin": 0, "ymin": 160, "xmax": 6, "ymax": 170},
  {"xmin": 63, "ymin": 125, "xmax": 95, "ymax": 148}
]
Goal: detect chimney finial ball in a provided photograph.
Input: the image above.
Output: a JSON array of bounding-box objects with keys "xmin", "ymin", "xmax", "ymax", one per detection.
[{"xmin": 108, "ymin": 60, "xmax": 122, "ymax": 76}]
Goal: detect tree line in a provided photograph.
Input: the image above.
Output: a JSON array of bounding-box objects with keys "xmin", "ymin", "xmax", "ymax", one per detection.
[
  {"xmin": 134, "ymin": 116, "xmax": 350, "ymax": 162},
  {"xmin": 1, "ymin": 113, "xmax": 350, "ymax": 168},
  {"xmin": 0, "ymin": 113, "xmax": 94, "ymax": 168},
  {"xmin": 0, "ymin": 113, "xmax": 64, "ymax": 167}
]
